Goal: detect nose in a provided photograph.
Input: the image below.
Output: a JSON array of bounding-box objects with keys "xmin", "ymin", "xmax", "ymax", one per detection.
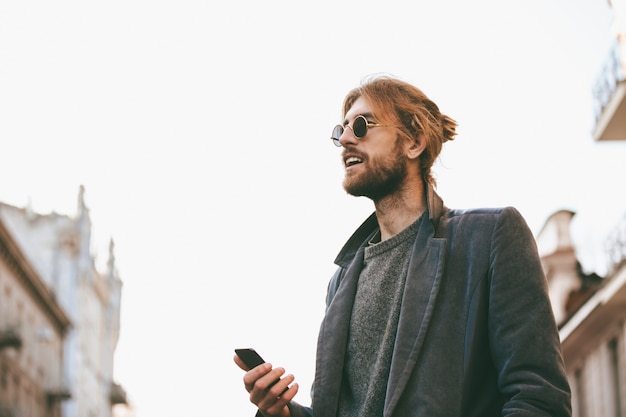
[{"xmin": 338, "ymin": 126, "xmax": 358, "ymax": 147}]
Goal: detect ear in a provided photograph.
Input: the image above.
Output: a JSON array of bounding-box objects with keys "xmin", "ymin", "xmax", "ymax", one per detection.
[{"xmin": 406, "ymin": 135, "xmax": 426, "ymax": 160}]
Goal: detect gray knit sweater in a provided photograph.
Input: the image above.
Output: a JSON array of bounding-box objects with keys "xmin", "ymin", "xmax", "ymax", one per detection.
[{"xmin": 337, "ymin": 217, "xmax": 422, "ymax": 417}]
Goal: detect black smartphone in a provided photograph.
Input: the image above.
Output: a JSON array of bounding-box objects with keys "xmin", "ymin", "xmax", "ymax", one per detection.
[{"xmin": 235, "ymin": 348, "xmax": 266, "ymax": 369}]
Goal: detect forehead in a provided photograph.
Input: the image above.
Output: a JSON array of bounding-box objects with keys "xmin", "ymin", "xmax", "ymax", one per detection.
[{"xmin": 344, "ymin": 96, "xmax": 373, "ymax": 122}]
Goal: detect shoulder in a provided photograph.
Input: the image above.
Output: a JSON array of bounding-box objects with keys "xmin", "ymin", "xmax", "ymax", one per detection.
[
  {"xmin": 441, "ymin": 205, "xmax": 522, "ymax": 223},
  {"xmin": 437, "ymin": 206, "xmax": 531, "ymax": 238}
]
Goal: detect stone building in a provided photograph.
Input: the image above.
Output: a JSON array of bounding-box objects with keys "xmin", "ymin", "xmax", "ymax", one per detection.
[
  {"xmin": 0, "ymin": 213, "xmax": 71, "ymax": 417},
  {"xmin": 538, "ymin": 2, "xmax": 626, "ymax": 415},
  {"xmin": 538, "ymin": 209, "xmax": 626, "ymax": 417},
  {"xmin": 0, "ymin": 187, "xmax": 126, "ymax": 417}
]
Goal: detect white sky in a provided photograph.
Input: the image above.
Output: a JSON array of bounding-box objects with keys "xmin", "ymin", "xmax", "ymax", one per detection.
[{"xmin": 1, "ymin": 1, "xmax": 624, "ymax": 416}]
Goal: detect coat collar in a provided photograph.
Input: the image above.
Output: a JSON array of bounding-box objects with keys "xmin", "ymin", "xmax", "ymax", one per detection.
[
  {"xmin": 315, "ymin": 183, "xmax": 448, "ymax": 417},
  {"xmin": 334, "ymin": 183, "xmax": 445, "ymax": 268}
]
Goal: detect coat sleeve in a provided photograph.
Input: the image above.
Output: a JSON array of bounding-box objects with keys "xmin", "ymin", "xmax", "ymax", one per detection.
[
  {"xmin": 278, "ymin": 268, "xmax": 344, "ymax": 417},
  {"xmin": 488, "ymin": 207, "xmax": 571, "ymax": 416},
  {"xmin": 286, "ymin": 401, "xmax": 312, "ymax": 417},
  {"xmin": 252, "ymin": 402, "xmax": 312, "ymax": 417}
]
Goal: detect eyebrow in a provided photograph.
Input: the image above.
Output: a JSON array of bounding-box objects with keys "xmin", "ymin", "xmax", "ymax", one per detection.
[{"xmin": 343, "ymin": 112, "xmax": 376, "ymax": 126}]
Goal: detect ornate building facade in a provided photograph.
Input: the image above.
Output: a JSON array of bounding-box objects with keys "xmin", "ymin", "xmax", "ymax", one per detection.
[
  {"xmin": 538, "ymin": 210, "xmax": 625, "ymax": 417},
  {"xmin": 0, "ymin": 187, "xmax": 126, "ymax": 417}
]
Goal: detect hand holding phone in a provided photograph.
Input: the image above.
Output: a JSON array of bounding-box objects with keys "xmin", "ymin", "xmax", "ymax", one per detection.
[
  {"xmin": 234, "ymin": 347, "xmax": 298, "ymax": 410},
  {"xmin": 235, "ymin": 348, "xmax": 288, "ymax": 393}
]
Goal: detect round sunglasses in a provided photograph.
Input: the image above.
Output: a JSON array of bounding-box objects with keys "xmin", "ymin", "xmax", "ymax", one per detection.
[{"xmin": 331, "ymin": 115, "xmax": 394, "ymax": 147}]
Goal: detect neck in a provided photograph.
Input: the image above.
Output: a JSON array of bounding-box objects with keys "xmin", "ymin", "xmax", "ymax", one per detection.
[{"xmin": 374, "ymin": 178, "xmax": 427, "ymax": 241}]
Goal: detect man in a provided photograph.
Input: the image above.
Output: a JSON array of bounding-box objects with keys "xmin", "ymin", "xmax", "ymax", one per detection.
[{"xmin": 235, "ymin": 76, "xmax": 572, "ymax": 416}]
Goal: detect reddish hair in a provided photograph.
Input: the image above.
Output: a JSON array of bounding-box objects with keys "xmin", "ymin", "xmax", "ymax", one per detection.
[{"xmin": 342, "ymin": 76, "xmax": 457, "ymax": 187}]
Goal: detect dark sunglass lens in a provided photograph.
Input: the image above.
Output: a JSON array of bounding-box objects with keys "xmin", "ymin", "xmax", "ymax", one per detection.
[
  {"xmin": 353, "ymin": 116, "xmax": 367, "ymax": 138},
  {"xmin": 332, "ymin": 125, "xmax": 343, "ymax": 146}
]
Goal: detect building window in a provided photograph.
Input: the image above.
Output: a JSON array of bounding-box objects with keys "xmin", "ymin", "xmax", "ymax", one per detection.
[
  {"xmin": 609, "ymin": 337, "xmax": 623, "ymax": 417},
  {"xmin": 574, "ymin": 367, "xmax": 587, "ymax": 417},
  {"xmin": 0, "ymin": 364, "xmax": 7, "ymax": 391}
]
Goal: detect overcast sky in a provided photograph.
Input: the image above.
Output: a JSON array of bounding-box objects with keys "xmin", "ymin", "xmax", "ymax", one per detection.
[{"xmin": 1, "ymin": 1, "xmax": 624, "ymax": 416}]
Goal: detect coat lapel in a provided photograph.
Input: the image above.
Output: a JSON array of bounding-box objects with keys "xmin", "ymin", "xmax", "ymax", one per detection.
[
  {"xmin": 383, "ymin": 217, "xmax": 447, "ymax": 416},
  {"xmin": 312, "ymin": 248, "xmax": 365, "ymax": 417}
]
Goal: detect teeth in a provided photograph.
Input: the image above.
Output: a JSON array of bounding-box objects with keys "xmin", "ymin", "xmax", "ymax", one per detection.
[{"xmin": 346, "ymin": 157, "xmax": 362, "ymax": 166}]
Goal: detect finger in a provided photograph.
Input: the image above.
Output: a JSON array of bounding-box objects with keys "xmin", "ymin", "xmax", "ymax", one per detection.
[
  {"xmin": 280, "ymin": 383, "xmax": 299, "ymax": 402},
  {"xmin": 259, "ymin": 383, "xmax": 299, "ymax": 416},
  {"xmin": 242, "ymin": 363, "xmax": 272, "ymax": 392},
  {"xmin": 253, "ymin": 367, "xmax": 286, "ymax": 392},
  {"xmin": 249, "ymin": 369, "xmax": 281, "ymax": 403},
  {"xmin": 256, "ymin": 373, "xmax": 295, "ymax": 407},
  {"xmin": 268, "ymin": 374, "xmax": 295, "ymax": 399}
]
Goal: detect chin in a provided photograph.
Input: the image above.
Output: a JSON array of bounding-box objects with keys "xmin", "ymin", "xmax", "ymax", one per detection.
[
  {"xmin": 343, "ymin": 181, "xmax": 371, "ymax": 199},
  {"xmin": 342, "ymin": 178, "xmax": 361, "ymax": 196}
]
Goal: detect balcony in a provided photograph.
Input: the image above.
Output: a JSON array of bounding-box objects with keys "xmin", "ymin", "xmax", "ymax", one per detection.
[
  {"xmin": 592, "ymin": 36, "xmax": 626, "ymax": 141},
  {"xmin": 46, "ymin": 387, "xmax": 71, "ymax": 406},
  {"xmin": 110, "ymin": 382, "xmax": 128, "ymax": 405},
  {"xmin": 559, "ymin": 213, "xmax": 626, "ymax": 358},
  {"xmin": 0, "ymin": 329, "xmax": 21, "ymax": 350}
]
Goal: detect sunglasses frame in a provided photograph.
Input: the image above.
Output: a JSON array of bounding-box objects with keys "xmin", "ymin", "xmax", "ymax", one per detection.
[{"xmin": 331, "ymin": 115, "xmax": 392, "ymax": 147}]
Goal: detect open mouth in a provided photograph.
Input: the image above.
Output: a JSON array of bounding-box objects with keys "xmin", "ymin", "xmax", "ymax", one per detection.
[{"xmin": 345, "ymin": 156, "xmax": 363, "ymax": 167}]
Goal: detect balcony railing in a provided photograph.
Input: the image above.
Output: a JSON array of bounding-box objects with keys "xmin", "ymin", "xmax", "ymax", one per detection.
[
  {"xmin": 606, "ymin": 213, "xmax": 626, "ymax": 275},
  {"xmin": 592, "ymin": 36, "xmax": 626, "ymax": 141}
]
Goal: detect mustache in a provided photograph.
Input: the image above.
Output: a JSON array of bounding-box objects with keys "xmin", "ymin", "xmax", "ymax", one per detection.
[{"xmin": 341, "ymin": 146, "xmax": 367, "ymax": 160}]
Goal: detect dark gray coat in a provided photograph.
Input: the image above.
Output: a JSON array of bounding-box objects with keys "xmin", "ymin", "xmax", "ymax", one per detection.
[{"xmin": 287, "ymin": 186, "xmax": 571, "ymax": 417}]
